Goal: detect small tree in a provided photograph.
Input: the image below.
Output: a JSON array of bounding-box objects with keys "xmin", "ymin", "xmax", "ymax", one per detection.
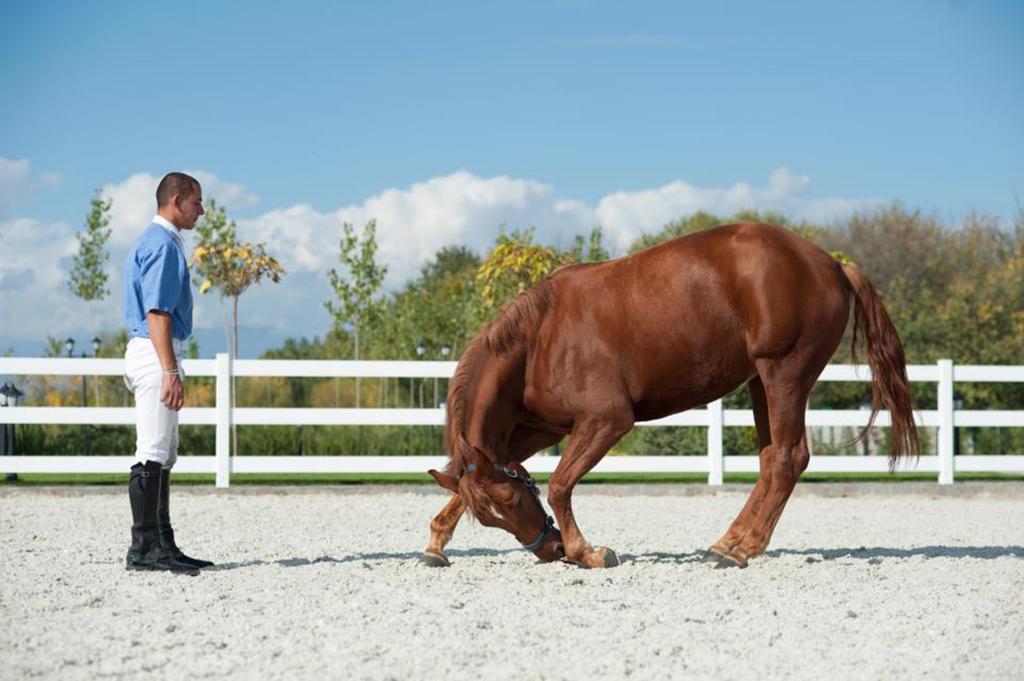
[
  {"xmin": 68, "ymin": 190, "xmax": 112, "ymax": 404},
  {"xmin": 476, "ymin": 229, "xmax": 573, "ymax": 311},
  {"xmin": 191, "ymin": 240, "xmax": 285, "ymax": 358},
  {"xmin": 192, "ymin": 223, "xmax": 284, "ymax": 458},
  {"xmin": 324, "ymin": 220, "xmax": 388, "ymax": 407},
  {"xmin": 192, "ymin": 200, "xmax": 238, "ymax": 354},
  {"xmin": 68, "ymin": 191, "xmax": 113, "ymax": 339}
]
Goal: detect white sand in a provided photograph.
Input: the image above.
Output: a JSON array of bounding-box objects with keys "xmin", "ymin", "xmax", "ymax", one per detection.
[{"xmin": 1, "ymin": 484, "xmax": 1022, "ymax": 680}]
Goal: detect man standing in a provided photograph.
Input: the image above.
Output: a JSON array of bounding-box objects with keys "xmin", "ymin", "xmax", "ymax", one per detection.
[{"xmin": 122, "ymin": 172, "xmax": 213, "ymax": 574}]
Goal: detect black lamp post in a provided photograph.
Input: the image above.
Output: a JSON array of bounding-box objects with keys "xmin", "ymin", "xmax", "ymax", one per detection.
[
  {"xmin": 89, "ymin": 336, "xmax": 101, "ymax": 410},
  {"xmin": 64, "ymin": 337, "xmax": 75, "ymax": 357},
  {"xmin": 438, "ymin": 343, "xmax": 452, "ymax": 408},
  {"xmin": 80, "ymin": 350, "xmax": 92, "ymax": 455},
  {"xmin": 415, "ymin": 342, "xmax": 426, "ymax": 408},
  {"xmin": 80, "ymin": 351, "xmax": 88, "ymax": 407},
  {"xmin": 953, "ymin": 393, "xmax": 964, "ymax": 456},
  {"xmin": 1, "ymin": 382, "xmax": 23, "ymax": 481}
]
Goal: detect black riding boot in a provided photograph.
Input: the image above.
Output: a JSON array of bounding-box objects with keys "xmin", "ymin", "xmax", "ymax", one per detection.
[
  {"xmin": 157, "ymin": 467, "xmax": 214, "ymax": 568},
  {"xmin": 126, "ymin": 461, "xmax": 200, "ymax": 575}
]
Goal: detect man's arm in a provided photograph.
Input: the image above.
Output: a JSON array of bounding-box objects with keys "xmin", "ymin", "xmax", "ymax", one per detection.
[{"xmin": 147, "ymin": 311, "xmax": 184, "ymax": 411}]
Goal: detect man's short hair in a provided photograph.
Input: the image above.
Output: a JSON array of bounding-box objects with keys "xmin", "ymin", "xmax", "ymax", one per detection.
[{"xmin": 156, "ymin": 172, "xmax": 200, "ymax": 208}]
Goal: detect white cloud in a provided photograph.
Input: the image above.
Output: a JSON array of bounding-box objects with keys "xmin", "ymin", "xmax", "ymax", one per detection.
[
  {"xmin": 2, "ymin": 166, "xmax": 876, "ymax": 348},
  {"xmin": 594, "ymin": 166, "xmax": 875, "ymax": 251},
  {"xmin": 239, "ymin": 170, "xmax": 596, "ymax": 291},
  {"xmin": 0, "ymin": 217, "xmax": 81, "ymax": 336},
  {"xmin": 189, "ymin": 171, "xmax": 261, "ymax": 209},
  {"xmin": 0, "ymin": 156, "xmax": 61, "ymax": 215},
  {"xmin": 101, "ymin": 170, "xmax": 261, "ymax": 251}
]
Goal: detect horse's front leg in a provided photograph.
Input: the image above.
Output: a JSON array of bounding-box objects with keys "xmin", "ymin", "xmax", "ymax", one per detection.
[
  {"xmin": 548, "ymin": 416, "xmax": 632, "ymax": 569},
  {"xmin": 421, "ymin": 494, "xmax": 466, "ymax": 567}
]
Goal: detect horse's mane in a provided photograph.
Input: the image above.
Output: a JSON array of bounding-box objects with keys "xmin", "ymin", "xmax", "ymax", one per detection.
[
  {"xmin": 444, "ymin": 280, "xmax": 554, "ymax": 478},
  {"xmin": 483, "ymin": 279, "xmax": 554, "ymax": 357}
]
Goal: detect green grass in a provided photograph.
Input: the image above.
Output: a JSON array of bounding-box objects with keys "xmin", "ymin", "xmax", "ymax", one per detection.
[{"xmin": 2, "ymin": 471, "xmax": 1020, "ymax": 486}]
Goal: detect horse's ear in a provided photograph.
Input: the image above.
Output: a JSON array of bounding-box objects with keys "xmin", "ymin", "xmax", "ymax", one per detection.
[
  {"xmin": 428, "ymin": 469, "xmax": 459, "ymax": 493},
  {"xmin": 470, "ymin": 447, "xmax": 494, "ymax": 479}
]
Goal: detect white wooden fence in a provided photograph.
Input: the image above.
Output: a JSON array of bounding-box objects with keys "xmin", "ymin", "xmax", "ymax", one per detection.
[{"xmin": 0, "ymin": 356, "xmax": 1022, "ymax": 487}]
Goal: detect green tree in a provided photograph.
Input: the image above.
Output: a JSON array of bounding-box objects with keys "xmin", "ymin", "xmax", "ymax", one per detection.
[
  {"xmin": 325, "ymin": 220, "xmax": 388, "ymax": 407},
  {"xmin": 68, "ymin": 190, "xmax": 113, "ymax": 404},
  {"xmin": 570, "ymin": 226, "xmax": 611, "ymax": 263},
  {"xmin": 382, "ymin": 246, "xmax": 481, "ymax": 357},
  {"xmin": 194, "ymin": 199, "xmax": 236, "ymax": 245},
  {"xmin": 68, "ymin": 191, "xmax": 113, "ymax": 324},
  {"xmin": 375, "ymin": 246, "xmax": 482, "ymax": 409}
]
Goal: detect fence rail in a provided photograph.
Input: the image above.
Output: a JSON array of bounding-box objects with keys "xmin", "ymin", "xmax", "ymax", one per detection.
[{"xmin": 1, "ymin": 356, "xmax": 1021, "ymax": 487}]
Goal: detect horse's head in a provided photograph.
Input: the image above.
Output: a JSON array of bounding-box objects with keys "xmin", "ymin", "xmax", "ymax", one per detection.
[{"xmin": 429, "ymin": 452, "xmax": 564, "ymax": 563}]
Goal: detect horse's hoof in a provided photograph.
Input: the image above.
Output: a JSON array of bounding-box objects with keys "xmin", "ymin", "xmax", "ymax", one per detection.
[
  {"xmin": 714, "ymin": 552, "xmax": 748, "ymax": 570},
  {"xmin": 571, "ymin": 547, "xmax": 620, "ymax": 569},
  {"xmin": 419, "ymin": 551, "xmax": 450, "ymax": 568},
  {"xmin": 583, "ymin": 547, "xmax": 620, "ymax": 568},
  {"xmin": 702, "ymin": 549, "xmax": 725, "ymax": 563}
]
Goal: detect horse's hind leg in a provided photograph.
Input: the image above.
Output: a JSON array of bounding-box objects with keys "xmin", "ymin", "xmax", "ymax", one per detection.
[
  {"xmin": 716, "ymin": 362, "xmax": 813, "ymax": 568},
  {"xmin": 421, "ymin": 494, "xmax": 466, "ymax": 567},
  {"xmin": 707, "ymin": 377, "xmax": 773, "ymax": 561}
]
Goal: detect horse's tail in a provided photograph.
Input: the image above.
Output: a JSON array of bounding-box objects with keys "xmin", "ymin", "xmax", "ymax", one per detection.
[{"xmin": 840, "ymin": 262, "xmax": 920, "ymax": 469}]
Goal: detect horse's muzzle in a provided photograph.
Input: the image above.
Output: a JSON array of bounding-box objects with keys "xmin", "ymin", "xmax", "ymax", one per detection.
[{"xmin": 535, "ymin": 529, "xmax": 565, "ymax": 562}]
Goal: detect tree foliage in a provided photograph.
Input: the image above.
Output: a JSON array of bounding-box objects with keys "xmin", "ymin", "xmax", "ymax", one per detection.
[
  {"xmin": 325, "ymin": 220, "xmax": 388, "ymax": 359},
  {"xmin": 191, "ymin": 201, "xmax": 285, "ymax": 357},
  {"xmin": 476, "ymin": 228, "xmax": 574, "ymax": 310},
  {"xmin": 324, "ymin": 220, "xmax": 388, "ymax": 408},
  {"xmin": 68, "ymin": 191, "xmax": 113, "ymax": 329},
  {"xmin": 570, "ymin": 226, "xmax": 611, "ymax": 263}
]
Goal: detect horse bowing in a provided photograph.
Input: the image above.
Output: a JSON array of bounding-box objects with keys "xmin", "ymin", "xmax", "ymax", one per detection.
[{"xmin": 423, "ymin": 222, "xmax": 919, "ymax": 569}]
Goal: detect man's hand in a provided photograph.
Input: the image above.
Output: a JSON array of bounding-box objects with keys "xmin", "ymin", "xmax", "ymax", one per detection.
[
  {"xmin": 161, "ymin": 372, "xmax": 185, "ymax": 411},
  {"xmin": 147, "ymin": 310, "xmax": 184, "ymax": 411}
]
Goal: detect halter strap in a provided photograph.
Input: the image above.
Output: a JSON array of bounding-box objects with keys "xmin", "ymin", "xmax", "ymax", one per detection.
[{"xmin": 463, "ymin": 462, "xmax": 557, "ymax": 552}]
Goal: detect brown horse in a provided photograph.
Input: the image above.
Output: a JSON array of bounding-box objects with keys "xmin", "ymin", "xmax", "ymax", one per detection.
[{"xmin": 424, "ymin": 222, "xmax": 918, "ymax": 569}]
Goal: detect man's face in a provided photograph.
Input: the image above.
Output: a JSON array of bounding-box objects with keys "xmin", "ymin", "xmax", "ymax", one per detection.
[{"xmin": 177, "ymin": 186, "xmax": 205, "ymax": 230}]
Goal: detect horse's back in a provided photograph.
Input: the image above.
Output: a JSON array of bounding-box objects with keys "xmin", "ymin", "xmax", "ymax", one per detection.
[
  {"xmin": 548, "ymin": 222, "xmax": 847, "ymax": 342},
  {"xmin": 525, "ymin": 223, "xmax": 850, "ymax": 421}
]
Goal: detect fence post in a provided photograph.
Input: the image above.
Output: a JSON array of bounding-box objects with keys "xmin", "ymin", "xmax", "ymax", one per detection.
[
  {"xmin": 216, "ymin": 353, "xmax": 232, "ymax": 489},
  {"xmin": 707, "ymin": 399, "xmax": 724, "ymax": 486},
  {"xmin": 937, "ymin": 358, "xmax": 954, "ymax": 485}
]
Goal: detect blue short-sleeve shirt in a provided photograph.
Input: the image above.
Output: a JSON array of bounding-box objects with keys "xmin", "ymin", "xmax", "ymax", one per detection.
[{"xmin": 123, "ymin": 221, "xmax": 193, "ymax": 340}]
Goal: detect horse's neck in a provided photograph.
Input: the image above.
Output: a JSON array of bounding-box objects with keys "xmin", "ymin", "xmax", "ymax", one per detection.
[{"xmin": 463, "ymin": 346, "xmax": 527, "ymax": 462}]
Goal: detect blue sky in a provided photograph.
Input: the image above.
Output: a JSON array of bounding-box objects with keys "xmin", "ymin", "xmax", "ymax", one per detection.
[{"xmin": 1, "ymin": 1, "xmax": 1022, "ymax": 356}]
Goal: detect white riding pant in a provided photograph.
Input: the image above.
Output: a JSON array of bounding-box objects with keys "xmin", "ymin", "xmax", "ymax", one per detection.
[{"xmin": 124, "ymin": 337, "xmax": 186, "ymax": 469}]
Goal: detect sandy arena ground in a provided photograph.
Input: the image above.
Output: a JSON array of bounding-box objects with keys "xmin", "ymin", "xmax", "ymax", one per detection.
[{"xmin": 1, "ymin": 483, "xmax": 1022, "ymax": 680}]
